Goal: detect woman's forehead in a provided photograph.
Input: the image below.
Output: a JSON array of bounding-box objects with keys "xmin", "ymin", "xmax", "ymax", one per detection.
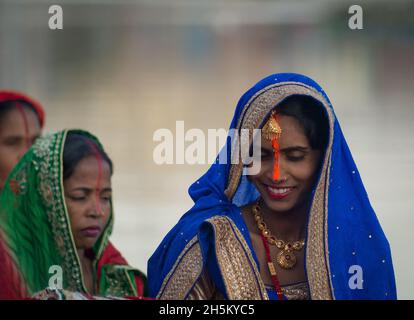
[
  {"xmin": 0, "ymin": 107, "xmax": 41, "ymax": 136},
  {"xmin": 260, "ymin": 115, "xmax": 308, "ymax": 147}
]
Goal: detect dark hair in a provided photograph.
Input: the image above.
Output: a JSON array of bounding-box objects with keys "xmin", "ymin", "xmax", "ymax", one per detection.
[
  {"xmin": 0, "ymin": 100, "xmax": 40, "ymax": 123},
  {"xmin": 275, "ymin": 95, "xmax": 329, "ymax": 151},
  {"xmin": 63, "ymin": 133, "xmax": 113, "ymax": 180}
]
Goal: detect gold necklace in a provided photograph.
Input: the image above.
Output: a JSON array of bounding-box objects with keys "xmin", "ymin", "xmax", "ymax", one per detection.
[{"xmin": 252, "ymin": 202, "xmax": 305, "ymax": 270}]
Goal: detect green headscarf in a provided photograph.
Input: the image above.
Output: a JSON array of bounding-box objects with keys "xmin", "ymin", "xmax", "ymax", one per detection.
[{"xmin": 0, "ymin": 129, "xmax": 145, "ymax": 297}]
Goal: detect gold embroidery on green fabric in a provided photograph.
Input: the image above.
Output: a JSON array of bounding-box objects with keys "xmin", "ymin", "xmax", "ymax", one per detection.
[
  {"xmin": 9, "ymin": 163, "xmax": 28, "ymax": 196},
  {"xmin": 123, "ymin": 268, "xmax": 138, "ymax": 297},
  {"xmin": 101, "ymin": 266, "xmax": 137, "ymax": 297},
  {"xmin": 32, "ymin": 132, "xmax": 84, "ymax": 292}
]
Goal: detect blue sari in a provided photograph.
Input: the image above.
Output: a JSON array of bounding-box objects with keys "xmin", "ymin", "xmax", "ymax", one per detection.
[{"xmin": 148, "ymin": 73, "xmax": 397, "ymax": 300}]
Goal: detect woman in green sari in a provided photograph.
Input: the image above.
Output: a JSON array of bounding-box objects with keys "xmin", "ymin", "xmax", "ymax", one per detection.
[{"xmin": 0, "ymin": 129, "xmax": 146, "ymax": 299}]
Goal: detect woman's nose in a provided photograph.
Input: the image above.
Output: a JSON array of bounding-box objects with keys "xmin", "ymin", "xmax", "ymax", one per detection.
[
  {"xmin": 87, "ymin": 198, "xmax": 104, "ymax": 217},
  {"xmin": 267, "ymin": 159, "xmax": 286, "ymax": 182}
]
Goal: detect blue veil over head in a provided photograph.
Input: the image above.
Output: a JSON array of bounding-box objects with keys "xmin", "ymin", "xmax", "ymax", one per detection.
[{"xmin": 148, "ymin": 73, "xmax": 396, "ymax": 300}]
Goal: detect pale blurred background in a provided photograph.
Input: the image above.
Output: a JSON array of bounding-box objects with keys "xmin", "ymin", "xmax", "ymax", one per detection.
[{"xmin": 1, "ymin": 0, "xmax": 413, "ymax": 299}]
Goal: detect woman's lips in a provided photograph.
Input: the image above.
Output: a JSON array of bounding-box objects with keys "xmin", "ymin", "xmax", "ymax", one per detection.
[
  {"xmin": 81, "ymin": 226, "xmax": 101, "ymax": 237},
  {"xmin": 265, "ymin": 185, "xmax": 295, "ymax": 200}
]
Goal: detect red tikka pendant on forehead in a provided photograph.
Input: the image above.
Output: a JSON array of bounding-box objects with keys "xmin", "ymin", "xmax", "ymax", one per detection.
[{"xmin": 262, "ymin": 111, "xmax": 282, "ymax": 181}]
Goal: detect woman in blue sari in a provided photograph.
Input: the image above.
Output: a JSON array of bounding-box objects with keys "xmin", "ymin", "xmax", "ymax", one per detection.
[{"xmin": 148, "ymin": 73, "xmax": 397, "ymax": 300}]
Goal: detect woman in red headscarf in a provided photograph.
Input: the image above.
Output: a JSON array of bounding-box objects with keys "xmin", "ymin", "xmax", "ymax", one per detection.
[{"xmin": 0, "ymin": 91, "xmax": 45, "ymax": 193}]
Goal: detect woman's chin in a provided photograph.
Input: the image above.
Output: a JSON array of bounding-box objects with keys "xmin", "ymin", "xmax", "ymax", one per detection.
[
  {"xmin": 76, "ymin": 241, "xmax": 97, "ymax": 252},
  {"xmin": 260, "ymin": 194, "xmax": 297, "ymax": 213},
  {"xmin": 266, "ymin": 202, "xmax": 295, "ymax": 213}
]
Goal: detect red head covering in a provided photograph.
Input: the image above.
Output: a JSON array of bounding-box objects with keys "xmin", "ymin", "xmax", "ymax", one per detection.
[{"xmin": 0, "ymin": 90, "xmax": 45, "ymax": 128}]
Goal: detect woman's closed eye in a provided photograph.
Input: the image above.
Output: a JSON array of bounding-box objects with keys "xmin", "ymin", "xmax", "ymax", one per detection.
[
  {"xmin": 68, "ymin": 194, "xmax": 87, "ymax": 201},
  {"xmin": 285, "ymin": 151, "xmax": 306, "ymax": 161},
  {"xmin": 261, "ymin": 149, "xmax": 306, "ymax": 161},
  {"xmin": 3, "ymin": 136, "xmax": 23, "ymax": 147},
  {"xmin": 67, "ymin": 189, "xmax": 90, "ymax": 201},
  {"xmin": 260, "ymin": 149, "xmax": 273, "ymax": 160}
]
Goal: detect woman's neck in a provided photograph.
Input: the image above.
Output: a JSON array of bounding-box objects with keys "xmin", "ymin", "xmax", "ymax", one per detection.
[
  {"xmin": 77, "ymin": 249, "xmax": 95, "ymax": 294},
  {"xmin": 259, "ymin": 199, "xmax": 309, "ymax": 242}
]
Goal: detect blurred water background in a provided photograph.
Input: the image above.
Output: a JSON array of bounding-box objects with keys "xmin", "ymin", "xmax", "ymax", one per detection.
[{"xmin": 1, "ymin": 0, "xmax": 413, "ymax": 299}]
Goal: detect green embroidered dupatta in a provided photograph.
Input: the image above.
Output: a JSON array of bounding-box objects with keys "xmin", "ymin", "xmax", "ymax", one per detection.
[{"xmin": 0, "ymin": 129, "xmax": 145, "ymax": 297}]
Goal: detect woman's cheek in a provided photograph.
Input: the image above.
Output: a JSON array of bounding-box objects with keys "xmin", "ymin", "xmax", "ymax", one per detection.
[
  {"xmin": 65, "ymin": 199, "xmax": 82, "ymax": 223},
  {"xmin": 289, "ymin": 161, "xmax": 315, "ymax": 180},
  {"xmin": 258, "ymin": 159, "xmax": 272, "ymax": 176},
  {"xmin": 103, "ymin": 204, "xmax": 111, "ymax": 217}
]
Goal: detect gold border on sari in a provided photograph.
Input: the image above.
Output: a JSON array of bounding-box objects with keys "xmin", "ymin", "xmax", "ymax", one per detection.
[
  {"xmin": 157, "ymin": 236, "xmax": 204, "ymax": 300},
  {"xmin": 207, "ymin": 216, "xmax": 268, "ymax": 300},
  {"xmin": 157, "ymin": 216, "xmax": 269, "ymax": 300}
]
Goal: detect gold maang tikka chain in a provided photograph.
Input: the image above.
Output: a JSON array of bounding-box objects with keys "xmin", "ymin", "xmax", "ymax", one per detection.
[{"xmin": 252, "ymin": 201, "xmax": 305, "ymax": 270}]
